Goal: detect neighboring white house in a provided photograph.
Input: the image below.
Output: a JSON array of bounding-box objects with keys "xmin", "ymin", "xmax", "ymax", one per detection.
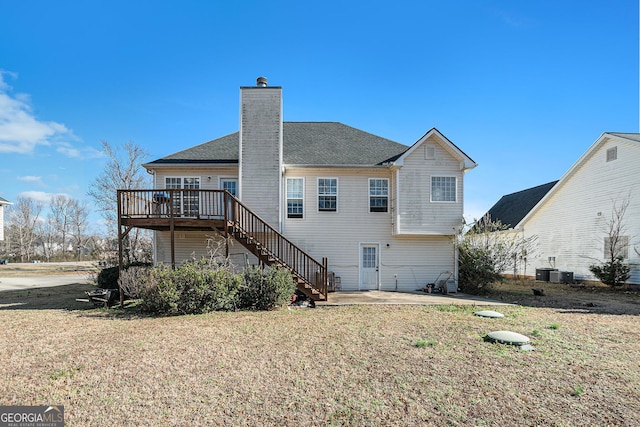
[
  {"xmin": 0, "ymin": 196, "xmax": 11, "ymax": 241},
  {"xmin": 485, "ymin": 132, "xmax": 640, "ymax": 285},
  {"xmin": 124, "ymin": 77, "xmax": 477, "ymax": 297}
]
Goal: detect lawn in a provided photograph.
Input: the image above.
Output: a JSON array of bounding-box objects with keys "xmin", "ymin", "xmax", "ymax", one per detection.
[{"xmin": 0, "ymin": 279, "xmax": 639, "ymax": 426}]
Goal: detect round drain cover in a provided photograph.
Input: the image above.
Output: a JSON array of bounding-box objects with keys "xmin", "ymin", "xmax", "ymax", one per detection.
[
  {"xmin": 474, "ymin": 310, "xmax": 505, "ymax": 318},
  {"xmin": 485, "ymin": 330, "xmax": 530, "ymax": 345}
]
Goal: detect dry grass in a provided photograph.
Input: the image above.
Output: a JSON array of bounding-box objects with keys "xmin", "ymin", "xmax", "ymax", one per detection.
[
  {"xmin": 1, "ymin": 278, "xmax": 639, "ymax": 426},
  {"xmin": 0, "ymin": 261, "xmax": 99, "ymax": 277}
]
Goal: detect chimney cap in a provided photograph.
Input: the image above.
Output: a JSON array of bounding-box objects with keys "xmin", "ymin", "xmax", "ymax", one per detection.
[{"xmin": 256, "ymin": 76, "xmax": 268, "ymax": 87}]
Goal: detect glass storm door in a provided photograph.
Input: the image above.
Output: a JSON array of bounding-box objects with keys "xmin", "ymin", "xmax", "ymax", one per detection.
[{"xmin": 360, "ymin": 244, "xmax": 379, "ymax": 290}]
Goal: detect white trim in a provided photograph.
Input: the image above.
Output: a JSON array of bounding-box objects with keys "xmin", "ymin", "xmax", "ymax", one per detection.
[
  {"xmin": 219, "ymin": 177, "xmax": 238, "ymax": 195},
  {"xmin": 317, "ymin": 177, "xmax": 339, "ymax": 213},
  {"xmin": 368, "ymin": 177, "xmax": 389, "ymax": 213},
  {"xmin": 286, "ymin": 177, "xmax": 305, "ymax": 219},
  {"xmin": 430, "ymin": 175, "xmax": 458, "ymax": 203},
  {"xmin": 394, "ymin": 128, "xmax": 477, "ymax": 170},
  {"xmin": 359, "ymin": 242, "xmax": 380, "ymax": 290}
]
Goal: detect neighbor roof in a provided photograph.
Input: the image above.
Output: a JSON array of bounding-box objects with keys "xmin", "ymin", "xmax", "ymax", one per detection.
[
  {"xmin": 485, "ymin": 181, "xmax": 558, "ymax": 228},
  {"xmin": 147, "ymin": 122, "xmax": 410, "ymax": 166},
  {"xmin": 0, "ymin": 196, "xmax": 11, "ymax": 205}
]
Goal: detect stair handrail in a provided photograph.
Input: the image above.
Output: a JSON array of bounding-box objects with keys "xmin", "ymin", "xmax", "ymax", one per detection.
[{"xmin": 225, "ymin": 191, "xmax": 327, "ymax": 298}]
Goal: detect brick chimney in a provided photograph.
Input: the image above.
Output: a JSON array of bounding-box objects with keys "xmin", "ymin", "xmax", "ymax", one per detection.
[{"xmin": 238, "ymin": 77, "xmax": 283, "ymax": 228}]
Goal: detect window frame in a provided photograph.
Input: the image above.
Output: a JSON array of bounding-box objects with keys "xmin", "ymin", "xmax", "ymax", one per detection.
[
  {"xmin": 430, "ymin": 176, "xmax": 457, "ymax": 203},
  {"xmin": 286, "ymin": 177, "xmax": 305, "ymax": 219},
  {"xmin": 317, "ymin": 177, "xmax": 338, "ymax": 212},
  {"xmin": 165, "ymin": 176, "xmax": 201, "ymax": 216},
  {"xmin": 369, "ymin": 178, "xmax": 389, "ymax": 213}
]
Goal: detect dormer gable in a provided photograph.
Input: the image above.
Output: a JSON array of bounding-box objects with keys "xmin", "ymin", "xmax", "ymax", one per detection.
[{"xmin": 393, "ymin": 128, "xmax": 477, "ymax": 171}]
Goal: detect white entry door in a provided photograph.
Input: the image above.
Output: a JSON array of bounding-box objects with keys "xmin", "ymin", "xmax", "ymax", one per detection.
[
  {"xmin": 360, "ymin": 244, "xmax": 379, "ymax": 290},
  {"xmin": 220, "ymin": 178, "xmax": 238, "ymax": 196},
  {"xmin": 220, "ymin": 179, "xmax": 238, "ymax": 219}
]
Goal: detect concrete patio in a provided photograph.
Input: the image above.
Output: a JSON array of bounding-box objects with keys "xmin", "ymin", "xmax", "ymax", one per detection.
[{"xmin": 317, "ymin": 290, "xmax": 510, "ymax": 306}]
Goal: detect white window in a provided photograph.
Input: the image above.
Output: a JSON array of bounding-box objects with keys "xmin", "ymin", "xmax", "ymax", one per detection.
[
  {"xmin": 287, "ymin": 178, "xmax": 304, "ymax": 219},
  {"xmin": 318, "ymin": 178, "xmax": 337, "ymax": 212},
  {"xmin": 604, "ymin": 236, "xmax": 629, "ymax": 259},
  {"xmin": 431, "ymin": 176, "xmax": 456, "ymax": 202},
  {"xmin": 606, "ymin": 147, "xmax": 617, "ymax": 162},
  {"xmin": 369, "ymin": 178, "xmax": 389, "ymax": 213},
  {"xmin": 165, "ymin": 177, "xmax": 200, "ymax": 216}
]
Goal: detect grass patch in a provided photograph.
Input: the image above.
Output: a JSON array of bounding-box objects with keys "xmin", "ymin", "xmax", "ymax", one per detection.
[
  {"xmin": 1, "ymin": 272, "xmax": 639, "ymax": 425},
  {"xmin": 413, "ymin": 338, "xmax": 436, "ymax": 348}
]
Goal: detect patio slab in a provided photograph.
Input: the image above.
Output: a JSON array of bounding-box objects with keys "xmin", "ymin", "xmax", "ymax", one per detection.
[{"xmin": 317, "ymin": 290, "xmax": 510, "ymax": 306}]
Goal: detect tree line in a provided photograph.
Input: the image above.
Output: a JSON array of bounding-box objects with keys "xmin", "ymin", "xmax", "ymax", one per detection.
[{"xmin": 1, "ymin": 141, "xmax": 152, "ymax": 264}]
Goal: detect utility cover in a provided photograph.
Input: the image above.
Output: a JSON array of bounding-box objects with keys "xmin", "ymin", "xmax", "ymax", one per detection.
[
  {"xmin": 474, "ymin": 310, "xmax": 505, "ymax": 318},
  {"xmin": 485, "ymin": 330, "xmax": 530, "ymax": 345}
]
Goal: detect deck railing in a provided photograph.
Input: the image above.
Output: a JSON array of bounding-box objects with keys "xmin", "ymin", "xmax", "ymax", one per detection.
[
  {"xmin": 117, "ymin": 189, "xmax": 327, "ymax": 298},
  {"xmin": 118, "ymin": 189, "xmax": 227, "ymax": 219}
]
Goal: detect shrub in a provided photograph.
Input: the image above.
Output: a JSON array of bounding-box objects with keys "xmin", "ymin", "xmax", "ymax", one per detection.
[
  {"xmin": 239, "ymin": 266, "xmax": 296, "ymax": 311},
  {"xmin": 129, "ymin": 261, "xmax": 293, "ymax": 315},
  {"xmin": 457, "ymin": 245, "xmax": 502, "ymax": 294},
  {"xmin": 589, "ymin": 256, "xmax": 631, "ymax": 287},
  {"xmin": 118, "ymin": 265, "xmax": 153, "ymax": 299},
  {"xmin": 96, "ymin": 261, "xmax": 153, "ymax": 289}
]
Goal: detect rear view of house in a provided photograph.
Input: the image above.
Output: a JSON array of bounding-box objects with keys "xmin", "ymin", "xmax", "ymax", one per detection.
[{"xmin": 118, "ymin": 78, "xmax": 476, "ymax": 299}]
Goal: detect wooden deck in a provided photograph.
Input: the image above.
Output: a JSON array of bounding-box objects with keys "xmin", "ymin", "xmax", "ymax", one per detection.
[{"xmin": 117, "ymin": 189, "xmax": 328, "ymax": 302}]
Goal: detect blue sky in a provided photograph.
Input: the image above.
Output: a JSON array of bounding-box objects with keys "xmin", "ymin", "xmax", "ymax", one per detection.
[{"xmin": 1, "ymin": 0, "xmax": 638, "ymax": 232}]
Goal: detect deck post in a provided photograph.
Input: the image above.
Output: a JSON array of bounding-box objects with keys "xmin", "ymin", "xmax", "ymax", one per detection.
[
  {"xmin": 323, "ymin": 257, "xmax": 328, "ymax": 297},
  {"xmin": 170, "ymin": 190, "xmax": 175, "ymax": 269},
  {"xmin": 224, "ymin": 192, "xmax": 229, "ymax": 258},
  {"xmin": 117, "ymin": 190, "xmax": 124, "ymax": 306}
]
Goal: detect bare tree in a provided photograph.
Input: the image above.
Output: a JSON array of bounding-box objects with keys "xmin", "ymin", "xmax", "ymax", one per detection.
[
  {"xmin": 88, "ymin": 140, "xmax": 152, "ymax": 263},
  {"xmin": 589, "ymin": 196, "xmax": 632, "ymax": 286},
  {"xmin": 50, "ymin": 194, "xmax": 74, "ymax": 257},
  {"xmin": 7, "ymin": 196, "xmax": 43, "ymax": 262},
  {"xmin": 38, "ymin": 217, "xmax": 57, "ymax": 262},
  {"xmin": 69, "ymin": 199, "xmax": 90, "ymax": 260}
]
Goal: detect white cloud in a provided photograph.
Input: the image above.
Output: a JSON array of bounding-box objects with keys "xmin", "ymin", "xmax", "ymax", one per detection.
[
  {"xmin": 0, "ymin": 71, "xmax": 72, "ymax": 154},
  {"xmin": 17, "ymin": 175, "xmax": 44, "ymax": 186},
  {"xmin": 18, "ymin": 190, "xmax": 72, "ymax": 205},
  {"xmin": 56, "ymin": 141, "xmax": 104, "ymax": 159}
]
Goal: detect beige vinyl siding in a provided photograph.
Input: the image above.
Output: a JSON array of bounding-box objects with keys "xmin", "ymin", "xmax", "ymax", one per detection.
[
  {"xmin": 396, "ymin": 135, "xmax": 465, "ymax": 235},
  {"xmin": 152, "ymin": 167, "xmax": 238, "ymax": 190},
  {"xmin": 282, "ymin": 167, "xmax": 456, "ymax": 291},
  {"xmin": 239, "ymin": 87, "xmax": 282, "ymax": 227},
  {"xmin": 522, "ymin": 138, "xmax": 640, "ymax": 284},
  {"xmin": 154, "ymin": 230, "xmax": 257, "ymax": 267}
]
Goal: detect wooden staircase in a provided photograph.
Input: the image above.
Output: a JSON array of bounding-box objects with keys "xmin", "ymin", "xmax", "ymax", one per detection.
[
  {"xmin": 117, "ymin": 189, "xmax": 328, "ymax": 301},
  {"xmin": 225, "ymin": 193, "xmax": 328, "ymax": 301}
]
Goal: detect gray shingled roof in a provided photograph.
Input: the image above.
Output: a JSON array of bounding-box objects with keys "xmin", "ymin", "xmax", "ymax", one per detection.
[
  {"xmin": 148, "ymin": 122, "xmax": 409, "ymax": 166},
  {"xmin": 608, "ymin": 132, "xmax": 640, "ymax": 142},
  {"xmin": 485, "ymin": 181, "xmax": 558, "ymax": 228},
  {"xmin": 0, "ymin": 196, "xmax": 10, "ymax": 204}
]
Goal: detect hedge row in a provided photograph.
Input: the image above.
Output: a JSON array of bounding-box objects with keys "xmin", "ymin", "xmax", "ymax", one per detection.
[{"xmin": 116, "ymin": 260, "xmax": 296, "ymax": 314}]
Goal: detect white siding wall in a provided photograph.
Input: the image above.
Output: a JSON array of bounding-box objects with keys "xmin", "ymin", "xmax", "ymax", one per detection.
[
  {"xmin": 239, "ymin": 87, "xmax": 282, "ymax": 227},
  {"xmin": 282, "ymin": 167, "xmax": 456, "ymax": 291},
  {"xmin": 397, "ymin": 135, "xmax": 465, "ymax": 235},
  {"xmin": 155, "ymin": 230, "xmax": 257, "ymax": 267},
  {"xmin": 522, "ymin": 138, "xmax": 640, "ymax": 284},
  {"xmin": 0, "ymin": 205, "xmax": 4, "ymax": 241},
  {"xmin": 151, "ymin": 166, "xmax": 238, "ymax": 265},
  {"xmin": 152, "ymin": 167, "xmax": 237, "ymax": 190}
]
